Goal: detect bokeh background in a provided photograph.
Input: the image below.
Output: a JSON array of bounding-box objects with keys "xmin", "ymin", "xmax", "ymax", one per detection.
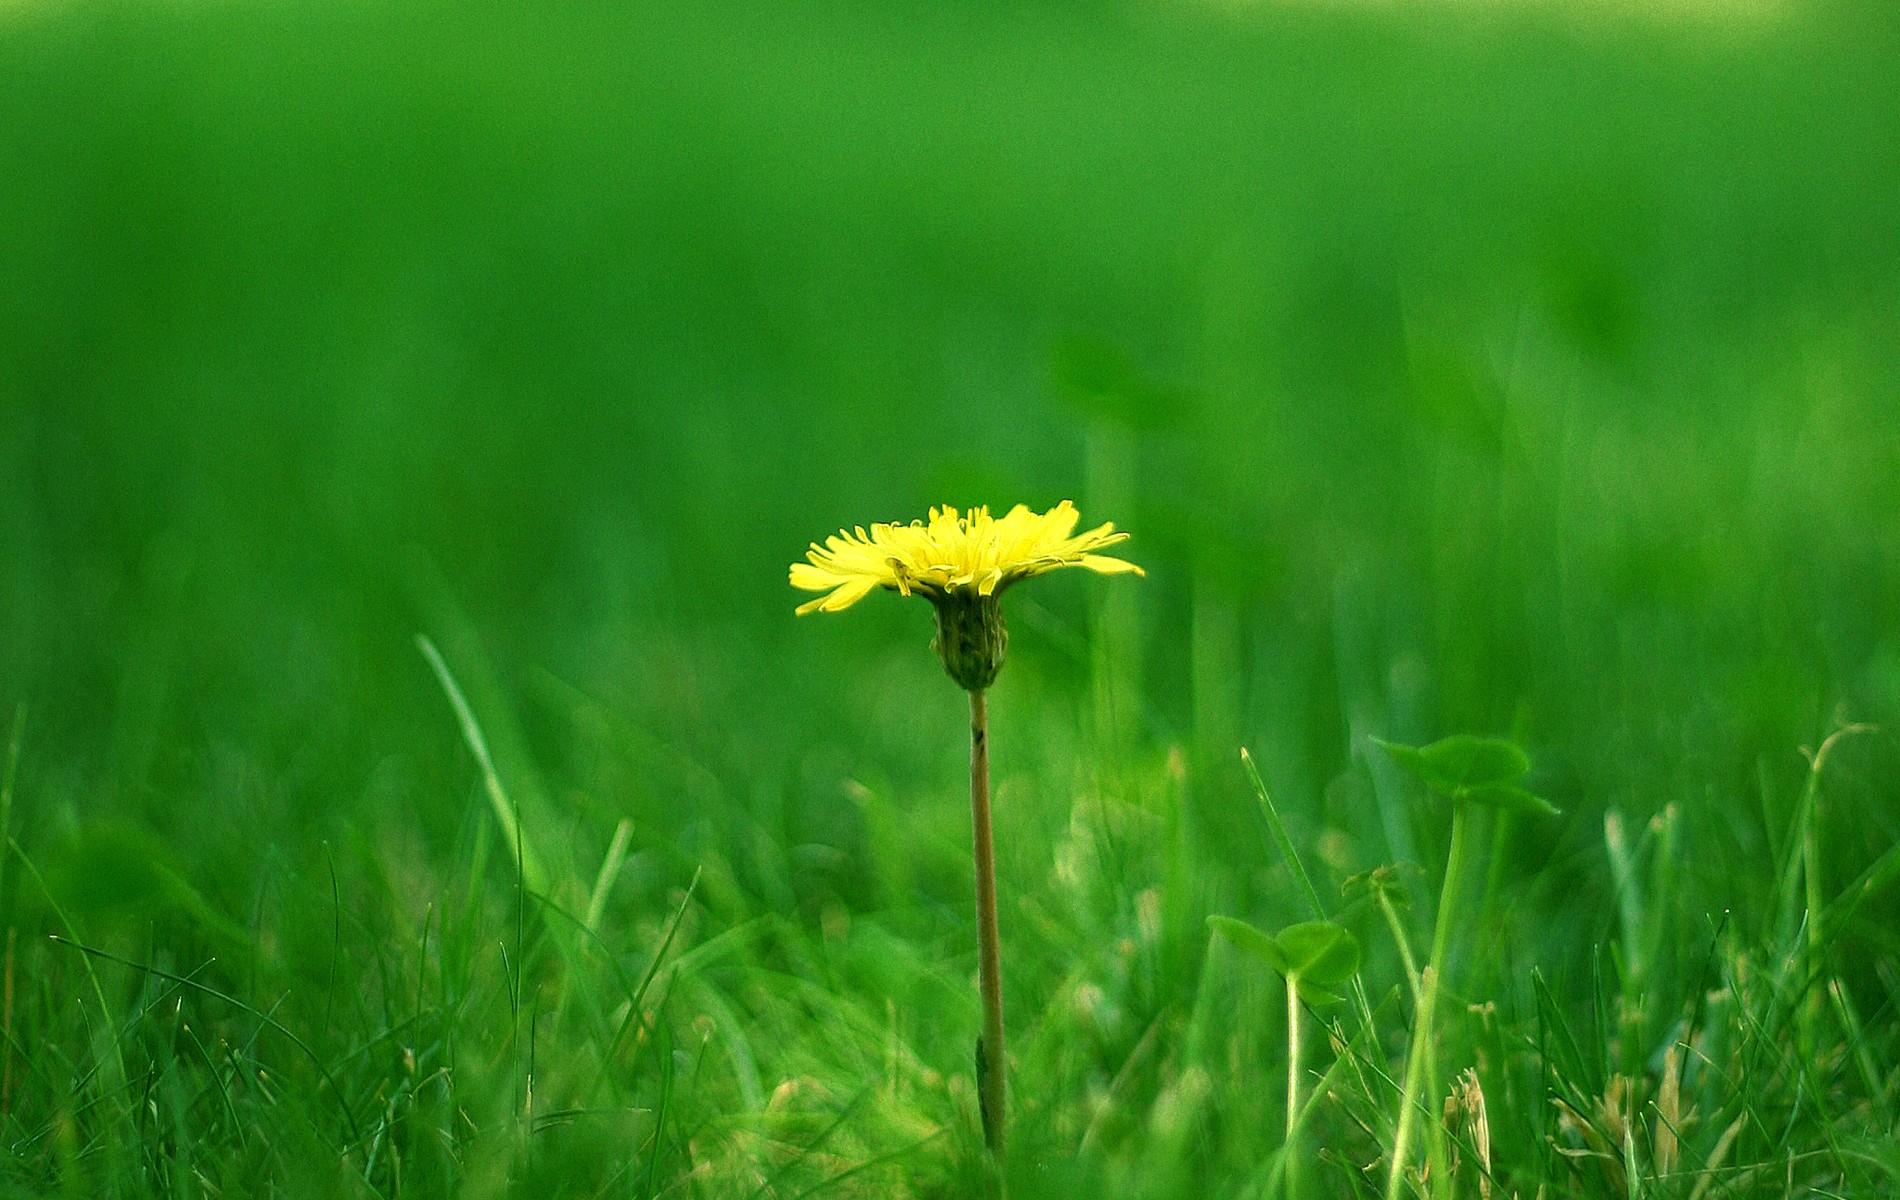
[{"xmin": 2, "ymin": 0, "xmax": 1898, "ymax": 1194}]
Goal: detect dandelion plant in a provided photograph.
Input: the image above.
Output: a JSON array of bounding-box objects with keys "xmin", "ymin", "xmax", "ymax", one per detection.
[{"xmin": 791, "ymin": 501, "xmax": 1143, "ymax": 1156}]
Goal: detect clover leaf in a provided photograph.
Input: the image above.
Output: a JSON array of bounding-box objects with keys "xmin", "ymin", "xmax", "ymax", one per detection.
[
  {"xmin": 1209, "ymin": 915, "xmax": 1362, "ymax": 1006},
  {"xmin": 1376, "ymin": 735, "xmax": 1558, "ymax": 816}
]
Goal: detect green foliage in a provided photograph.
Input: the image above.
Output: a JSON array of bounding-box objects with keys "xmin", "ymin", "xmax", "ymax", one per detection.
[
  {"xmin": 1343, "ymin": 863, "xmax": 1417, "ymax": 910},
  {"xmin": 1207, "ymin": 913, "xmax": 1284, "ymax": 969},
  {"xmin": 1, "ymin": 0, "xmax": 1898, "ymax": 1197},
  {"xmin": 1210, "ymin": 915, "xmax": 1362, "ymax": 1006},
  {"xmin": 1377, "ymin": 735, "xmax": 1560, "ymax": 816},
  {"xmin": 1271, "ymin": 920, "xmax": 1361, "ymax": 989},
  {"xmin": 1051, "ymin": 336, "xmax": 1195, "ymax": 433}
]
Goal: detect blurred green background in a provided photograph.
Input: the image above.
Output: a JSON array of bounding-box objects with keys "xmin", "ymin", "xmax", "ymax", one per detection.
[{"xmin": 2, "ymin": 0, "xmax": 1898, "ymax": 1194}]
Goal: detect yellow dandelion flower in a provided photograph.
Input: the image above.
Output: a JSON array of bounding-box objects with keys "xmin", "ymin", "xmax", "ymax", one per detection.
[
  {"xmin": 790, "ymin": 500, "xmax": 1141, "ymax": 694},
  {"xmin": 789, "ymin": 500, "xmax": 1142, "ymax": 616}
]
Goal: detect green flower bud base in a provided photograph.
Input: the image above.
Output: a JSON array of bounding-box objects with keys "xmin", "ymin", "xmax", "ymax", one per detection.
[{"xmin": 932, "ymin": 593, "xmax": 1008, "ymax": 692}]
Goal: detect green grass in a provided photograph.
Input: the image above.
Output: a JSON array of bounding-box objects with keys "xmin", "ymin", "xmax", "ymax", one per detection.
[{"xmin": 2, "ymin": 0, "xmax": 1899, "ymax": 1195}]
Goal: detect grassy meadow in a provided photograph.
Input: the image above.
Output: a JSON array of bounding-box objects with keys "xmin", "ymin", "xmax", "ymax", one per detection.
[{"xmin": 3, "ymin": 0, "xmax": 1900, "ymax": 1195}]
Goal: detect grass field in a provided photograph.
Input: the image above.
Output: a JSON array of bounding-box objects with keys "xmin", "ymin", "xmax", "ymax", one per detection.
[{"xmin": 3, "ymin": 0, "xmax": 1899, "ymax": 1195}]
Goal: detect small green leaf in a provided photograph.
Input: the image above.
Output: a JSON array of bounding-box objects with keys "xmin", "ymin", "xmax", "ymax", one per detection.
[
  {"xmin": 1376, "ymin": 735, "xmax": 1540, "ymax": 808},
  {"xmin": 1463, "ymin": 781, "xmax": 1561, "ymax": 816},
  {"xmin": 1343, "ymin": 863, "xmax": 1418, "ymax": 908},
  {"xmin": 1293, "ymin": 980, "xmax": 1349, "ymax": 1008},
  {"xmin": 1211, "ymin": 917, "xmax": 1362, "ymax": 1002},
  {"xmin": 1208, "ymin": 915, "xmax": 1287, "ymax": 973},
  {"xmin": 1275, "ymin": 920, "xmax": 1362, "ymax": 986}
]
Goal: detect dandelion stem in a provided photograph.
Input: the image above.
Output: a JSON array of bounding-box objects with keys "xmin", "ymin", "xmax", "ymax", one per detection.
[{"xmin": 969, "ymin": 689, "xmax": 1007, "ymax": 1156}]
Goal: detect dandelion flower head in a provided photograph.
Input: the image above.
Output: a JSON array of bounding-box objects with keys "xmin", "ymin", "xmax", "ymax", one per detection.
[{"xmin": 790, "ymin": 500, "xmax": 1142, "ymax": 616}]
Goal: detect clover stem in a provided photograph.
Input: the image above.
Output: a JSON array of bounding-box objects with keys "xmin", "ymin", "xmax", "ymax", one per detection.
[
  {"xmin": 1286, "ymin": 979, "xmax": 1301, "ymax": 1143},
  {"xmin": 1421, "ymin": 804, "xmax": 1468, "ymax": 1200},
  {"xmin": 1426, "ymin": 803, "xmax": 1470, "ymax": 1007},
  {"xmin": 969, "ymin": 689, "xmax": 1007, "ymax": 1157},
  {"xmin": 1387, "ymin": 802, "xmax": 1470, "ymax": 1200},
  {"xmin": 1376, "ymin": 890, "xmax": 1424, "ymax": 1008},
  {"xmin": 1285, "ymin": 976, "xmax": 1304, "ymax": 1200}
]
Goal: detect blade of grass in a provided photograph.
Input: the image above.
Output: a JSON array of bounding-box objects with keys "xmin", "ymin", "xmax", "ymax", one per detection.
[
  {"xmin": 417, "ymin": 634, "xmax": 546, "ymax": 894},
  {"xmin": 1242, "ymin": 748, "xmax": 1326, "ymax": 921},
  {"xmin": 9, "ymin": 838, "xmax": 128, "ymax": 1098},
  {"xmin": 46, "ymin": 934, "xmax": 362, "ymax": 1148},
  {"xmin": 587, "ymin": 819, "xmax": 635, "ymax": 935}
]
